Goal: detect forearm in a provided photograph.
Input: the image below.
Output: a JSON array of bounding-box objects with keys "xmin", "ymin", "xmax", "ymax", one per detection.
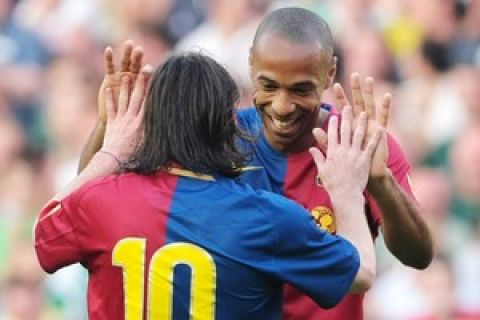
[
  {"xmin": 78, "ymin": 121, "xmax": 106, "ymax": 173},
  {"xmin": 330, "ymin": 190, "xmax": 375, "ymax": 293},
  {"xmin": 368, "ymin": 171, "xmax": 433, "ymax": 269},
  {"xmin": 55, "ymin": 152, "xmax": 118, "ymax": 202}
]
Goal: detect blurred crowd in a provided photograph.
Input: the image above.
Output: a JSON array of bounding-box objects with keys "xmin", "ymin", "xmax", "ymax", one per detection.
[{"xmin": 0, "ymin": 0, "xmax": 479, "ymax": 319}]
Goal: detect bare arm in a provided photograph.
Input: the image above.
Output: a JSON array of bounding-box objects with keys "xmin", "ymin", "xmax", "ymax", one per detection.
[
  {"xmin": 331, "ymin": 190, "xmax": 374, "ymax": 293},
  {"xmin": 368, "ymin": 173, "xmax": 433, "ymax": 269},
  {"xmin": 310, "ymin": 106, "xmax": 383, "ymax": 294},
  {"xmin": 334, "ymin": 74, "xmax": 433, "ymax": 270},
  {"xmin": 78, "ymin": 121, "xmax": 106, "ymax": 174}
]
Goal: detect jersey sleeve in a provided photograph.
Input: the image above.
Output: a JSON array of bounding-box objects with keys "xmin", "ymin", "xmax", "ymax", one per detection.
[
  {"xmin": 365, "ymin": 133, "xmax": 416, "ymax": 232},
  {"xmin": 34, "ymin": 193, "xmax": 85, "ymax": 274},
  {"xmin": 260, "ymin": 193, "xmax": 360, "ymax": 309},
  {"xmin": 235, "ymin": 107, "xmax": 262, "ymax": 136}
]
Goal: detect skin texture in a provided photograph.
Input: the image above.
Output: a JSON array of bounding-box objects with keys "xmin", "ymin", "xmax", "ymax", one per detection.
[{"xmin": 250, "ymin": 33, "xmax": 335, "ymax": 154}]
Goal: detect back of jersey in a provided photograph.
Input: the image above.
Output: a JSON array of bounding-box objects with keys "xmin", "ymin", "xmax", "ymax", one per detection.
[{"xmin": 35, "ymin": 170, "xmax": 359, "ymax": 320}]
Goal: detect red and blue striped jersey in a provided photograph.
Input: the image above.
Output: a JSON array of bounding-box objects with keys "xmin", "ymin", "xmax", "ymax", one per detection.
[
  {"xmin": 35, "ymin": 169, "xmax": 360, "ymax": 320},
  {"xmin": 236, "ymin": 106, "xmax": 416, "ymax": 320}
]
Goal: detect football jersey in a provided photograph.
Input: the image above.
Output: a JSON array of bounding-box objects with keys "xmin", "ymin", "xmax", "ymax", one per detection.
[
  {"xmin": 236, "ymin": 106, "xmax": 415, "ymax": 320},
  {"xmin": 35, "ymin": 168, "xmax": 360, "ymax": 320}
]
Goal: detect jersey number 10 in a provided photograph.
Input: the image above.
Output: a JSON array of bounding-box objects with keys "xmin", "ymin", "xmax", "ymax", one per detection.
[{"xmin": 112, "ymin": 238, "xmax": 217, "ymax": 319}]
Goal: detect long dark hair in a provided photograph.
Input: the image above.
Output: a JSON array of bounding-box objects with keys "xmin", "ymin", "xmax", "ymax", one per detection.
[{"xmin": 126, "ymin": 53, "xmax": 251, "ymax": 177}]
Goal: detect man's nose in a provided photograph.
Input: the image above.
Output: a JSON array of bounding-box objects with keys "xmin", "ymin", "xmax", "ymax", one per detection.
[{"xmin": 271, "ymin": 92, "xmax": 295, "ymax": 117}]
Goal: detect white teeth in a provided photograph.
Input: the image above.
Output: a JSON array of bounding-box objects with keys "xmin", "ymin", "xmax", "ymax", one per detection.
[{"xmin": 273, "ymin": 118, "xmax": 289, "ymax": 129}]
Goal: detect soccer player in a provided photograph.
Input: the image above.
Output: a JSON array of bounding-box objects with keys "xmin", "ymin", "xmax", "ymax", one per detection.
[
  {"xmin": 236, "ymin": 7, "xmax": 433, "ymax": 319},
  {"xmin": 79, "ymin": 7, "xmax": 433, "ymax": 320},
  {"xmin": 35, "ymin": 52, "xmax": 381, "ymax": 319}
]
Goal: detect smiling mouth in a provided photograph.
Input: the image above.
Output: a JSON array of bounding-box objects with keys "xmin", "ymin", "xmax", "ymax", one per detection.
[
  {"xmin": 256, "ymin": 103, "xmax": 305, "ymax": 135},
  {"xmin": 265, "ymin": 113, "xmax": 302, "ymax": 133},
  {"xmin": 272, "ymin": 118, "xmax": 292, "ymax": 129}
]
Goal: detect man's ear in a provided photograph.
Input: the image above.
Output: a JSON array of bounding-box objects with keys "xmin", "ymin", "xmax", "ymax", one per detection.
[
  {"xmin": 249, "ymin": 47, "xmax": 255, "ymax": 80},
  {"xmin": 249, "ymin": 47, "xmax": 253, "ymax": 66},
  {"xmin": 324, "ymin": 56, "xmax": 337, "ymax": 89}
]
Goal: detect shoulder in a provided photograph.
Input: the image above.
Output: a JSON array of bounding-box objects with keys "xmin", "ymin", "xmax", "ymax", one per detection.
[
  {"xmin": 70, "ymin": 173, "xmax": 143, "ymax": 204},
  {"xmin": 251, "ymin": 188, "xmax": 314, "ymax": 229},
  {"xmin": 235, "ymin": 107, "xmax": 261, "ymax": 133},
  {"xmin": 225, "ymin": 179, "xmax": 307, "ymax": 218}
]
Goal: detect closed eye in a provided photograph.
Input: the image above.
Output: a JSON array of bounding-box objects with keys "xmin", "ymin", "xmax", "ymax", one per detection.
[
  {"xmin": 257, "ymin": 76, "xmax": 279, "ymax": 92},
  {"xmin": 263, "ymin": 84, "xmax": 278, "ymax": 92},
  {"xmin": 291, "ymin": 88, "xmax": 310, "ymax": 96},
  {"xmin": 289, "ymin": 83, "xmax": 315, "ymax": 97}
]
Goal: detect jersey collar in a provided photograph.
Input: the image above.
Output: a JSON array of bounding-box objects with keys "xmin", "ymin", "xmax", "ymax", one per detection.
[{"xmin": 166, "ymin": 167, "xmax": 216, "ymax": 181}]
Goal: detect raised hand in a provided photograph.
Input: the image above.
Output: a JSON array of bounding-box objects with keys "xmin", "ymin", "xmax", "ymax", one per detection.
[
  {"xmin": 97, "ymin": 40, "xmax": 145, "ymax": 123},
  {"xmin": 101, "ymin": 64, "xmax": 152, "ymax": 164},
  {"xmin": 332, "ymin": 73, "xmax": 392, "ymax": 180},
  {"xmin": 309, "ymin": 106, "xmax": 383, "ymax": 196}
]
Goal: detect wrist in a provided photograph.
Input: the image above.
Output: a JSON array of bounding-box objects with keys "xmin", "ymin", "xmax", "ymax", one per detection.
[
  {"xmin": 328, "ymin": 187, "xmax": 365, "ymax": 207},
  {"xmin": 94, "ymin": 150, "xmax": 123, "ymax": 172},
  {"xmin": 329, "ymin": 191, "xmax": 365, "ymax": 218},
  {"xmin": 367, "ymin": 169, "xmax": 393, "ymax": 195}
]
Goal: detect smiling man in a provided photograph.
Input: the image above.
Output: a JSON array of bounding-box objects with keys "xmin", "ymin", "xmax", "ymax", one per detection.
[
  {"xmin": 235, "ymin": 7, "xmax": 433, "ymax": 320},
  {"xmin": 248, "ymin": 22, "xmax": 334, "ymax": 154}
]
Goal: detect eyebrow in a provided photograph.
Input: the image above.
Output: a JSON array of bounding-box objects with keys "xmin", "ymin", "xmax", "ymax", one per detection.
[
  {"xmin": 289, "ymin": 81, "xmax": 316, "ymax": 90},
  {"xmin": 257, "ymin": 76, "xmax": 315, "ymax": 89},
  {"xmin": 258, "ymin": 75, "xmax": 278, "ymax": 85}
]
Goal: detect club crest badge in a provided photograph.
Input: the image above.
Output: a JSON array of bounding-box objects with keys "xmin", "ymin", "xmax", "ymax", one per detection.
[{"xmin": 311, "ymin": 206, "xmax": 336, "ymax": 234}]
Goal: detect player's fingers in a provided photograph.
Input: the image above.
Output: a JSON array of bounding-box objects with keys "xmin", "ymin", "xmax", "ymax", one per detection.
[
  {"xmin": 134, "ymin": 66, "xmax": 152, "ymax": 121},
  {"xmin": 120, "ymin": 40, "xmax": 134, "ymax": 72},
  {"xmin": 312, "ymin": 127, "xmax": 327, "ymax": 151},
  {"xmin": 365, "ymin": 128, "xmax": 384, "ymax": 158},
  {"xmin": 130, "ymin": 46, "xmax": 144, "ymax": 75},
  {"xmin": 327, "ymin": 115, "xmax": 339, "ymax": 149},
  {"xmin": 333, "ymin": 83, "xmax": 349, "ymax": 113},
  {"xmin": 128, "ymin": 72, "xmax": 147, "ymax": 116},
  {"xmin": 104, "ymin": 46, "xmax": 115, "ymax": 76},
  {"xmin": 350, "ymin": 73, "xmax": 365, "ymax": 116},
  {"xmin": 142, "ymin": 64, "xmax": 154, "ymax": 93},
  {"xmin": 136, "ymin": 98, "xmax": 147, "ymax": 127},
  {"xmin": 104, "ymin": 87, "xmax": 116, "ymax": 121},
  {"xmin": 118, "ymin": 75, "xmax": 130, "ymax": 115},
  {"xmin": 340, "ymin": 105, "xmax": 353, "ymax": 146},
  {"xmin": 309, "ymin": 147, "xmax": 325, "ymax": 171},
  {"xmin": 352, "ymin": 112, "xmax": 367, "ymax": 150},
  {"xmin": 378, "ymin": 92, "xmax": 392, "ymax": 128},
  {"xmin": 364, "ymin": 77, "xmax": 376, "ymax": 118}
]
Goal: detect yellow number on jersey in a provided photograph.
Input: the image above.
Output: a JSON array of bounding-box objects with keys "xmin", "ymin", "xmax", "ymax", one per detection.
[{"xmin": 112, "ymin": 238, "xmax": 216, "ymax": 320}]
